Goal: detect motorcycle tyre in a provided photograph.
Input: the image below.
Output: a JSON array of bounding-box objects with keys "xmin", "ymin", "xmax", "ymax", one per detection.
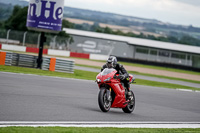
[
  {"xmin": 122, "ymin": 90, "xmax": 135, "ymax": 113},
  {"xmin": 98, "ymin": 87, "xmax": 111, "ymax": 112}
]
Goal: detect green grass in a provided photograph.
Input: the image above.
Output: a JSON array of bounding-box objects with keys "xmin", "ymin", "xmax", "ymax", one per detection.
[
  {"xmin": 76, "ymin": 64, "xmax": 200, "ymax": 84},
  {"xmin": 118, "ymin": 61, "xmax": 200, "ymax": 76},
  {"xmin": 0, "ymin": 65, "xmax": 97, "ymax": 81},
  {"xmin": 76, "ymin": 64, "xmax": 102, "ymax": 69},
  {"xmin": 0, "ymin": 65, "xmax": 200, "ymax": 91},
  {"xmin": 128, "ymin": 71, "xmax": 200, "ymax": 84},
  {"xmin": 0, "ymin": 127, "xmax": 200, "ymax": 133},
  {"xmin": 135, "ymin": 79, "xmax": 200, "ymax": 91}
]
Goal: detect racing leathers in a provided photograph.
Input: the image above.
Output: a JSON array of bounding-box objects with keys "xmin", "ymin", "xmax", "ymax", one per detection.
[{"xmin": 101, "ymin": 63, "xmax": 130, "ymax": 91}]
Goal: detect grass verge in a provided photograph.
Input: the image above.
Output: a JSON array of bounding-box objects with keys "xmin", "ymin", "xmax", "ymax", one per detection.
[
  {"xmin": 135, "ymin": 79, "xmax": 200, "ymax": 91},
  {"xmin": 1, "ymin": 65, "xmax": 200, "ymax": 91},
  {"xmin": 128, "ymin": 71, "xmax": 200, "ymax": 84},
  {"xmin": 118, "ymin": 61, "xmax": 200, "ymax": 76},
  {"xmin": 76, "ymin": 64, "xmax": 200, "ymax": 84},
  {"xmin": 0, "ymin": 65, "xmax": 97, "ymax": 81},
  {"xmin": 2, "ymin": 50, "xmax": 200, "ymax": 76},
  {"xmin": 0, "ymin": 127, "xmax": 200, "ymax": 133}
]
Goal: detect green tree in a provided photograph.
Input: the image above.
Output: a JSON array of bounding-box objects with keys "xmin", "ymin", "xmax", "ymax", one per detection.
[
  {"xmin": 168, "ymin": 36, "xmax": 178, "ymax": 43},
  {"xmin": 114, "ymin": 30, "xmax": 125, "ymax": 36},
  {"xmin": 62, "ymin": 19, "xmax": 74, "ymax": 29},
  {"xmin": 0, "ymin": 21, "xmax": 3, "ymax": 28},
  {"xmin": 5, "ymin": 5, "xmax": 28, "ymax": 31},
  {"xmin": 104, "ymin": 27, "xmax": 113, "ymax": 34},
  {"xmin": 178, "ymin": 36, "xmax": 200, "ymax": 46},
  {"xmin": 95, "ymin": 27, "xmax": 104, "ymax": 33},
  {"xmin": 90, "ymin": 22, "xmax": 100, "ymax": 31}
]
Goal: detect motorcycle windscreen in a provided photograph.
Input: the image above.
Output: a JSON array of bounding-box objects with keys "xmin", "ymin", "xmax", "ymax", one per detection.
[{"xmin": 101, "ymin": 68, "xmax": 116, "ymax": 76}]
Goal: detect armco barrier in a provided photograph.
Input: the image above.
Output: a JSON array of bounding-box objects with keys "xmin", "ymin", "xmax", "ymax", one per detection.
[
  {"xmin": 4, "ymin": 52, "xmax": 14, "ymax": 66},
  {"xmin": 42, "ymin": 57, "xmax": 74, "ymax": 73},
  {"xmin": 70, "ymin": 52, "xmax": 90, "ymax": 59},
  {"xmin": 55, "ymin": 58, "xmax": 74, "ymax": 73},
  {"xmin": 42, "ymin": 57, "xmax": 50, "ymax": 71},
  {"xmin": 2, "ymin": 52, "xmax": 74, "ymax": 73},
  {"xmin": 5, "ymin": 52, "xmax": 37, "ymax": 68}
]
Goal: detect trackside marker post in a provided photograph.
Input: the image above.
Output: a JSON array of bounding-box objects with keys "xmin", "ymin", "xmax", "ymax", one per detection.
[
  {"xmin": 0, "ymin": 52, "xmax": 6, "ymax": 65},
  {"xmin": 49, "ymin": 58, "xmax": 56, "ymax": 71}
]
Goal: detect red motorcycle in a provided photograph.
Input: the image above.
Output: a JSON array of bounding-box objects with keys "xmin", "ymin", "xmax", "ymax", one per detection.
[{"xmin": 96, "ymin": 68, "xmax": 135, "ymax": 113}]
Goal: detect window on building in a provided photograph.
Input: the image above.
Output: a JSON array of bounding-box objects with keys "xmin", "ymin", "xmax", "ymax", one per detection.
[
  {"xmin": 159, "ymin": 51, "xmax": 170, "ymax": 57},
  {"xmin": 187, "ymin": 55, "xmax": 191, "ymax": 60},
  {"xmin": 150, "ymin": 50, "xmax": 157, "ymax": 55},
  {"xmin": 136, "ymin": 47, "xmax": 148, "ymax": 54},
  {"xmin": 171, "ymin": 52, "xmax": 186, "ymax": 59}
]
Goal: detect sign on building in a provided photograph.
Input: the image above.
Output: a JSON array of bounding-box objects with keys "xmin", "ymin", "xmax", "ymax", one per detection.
[{"xmin": 26, "ymin": 0, "xmax": 64, "ymax": 33}]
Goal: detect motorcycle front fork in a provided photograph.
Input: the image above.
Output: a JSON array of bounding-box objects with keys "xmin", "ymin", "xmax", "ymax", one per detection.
[{"xmin": 106, "ymin": 88, "xmax": 112, "ymax": 102}]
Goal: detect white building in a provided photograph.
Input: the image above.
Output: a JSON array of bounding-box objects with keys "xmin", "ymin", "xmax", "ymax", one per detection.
[{"xmin": 64, "ymin": 28, "xmax": 200, "ymax": 69}]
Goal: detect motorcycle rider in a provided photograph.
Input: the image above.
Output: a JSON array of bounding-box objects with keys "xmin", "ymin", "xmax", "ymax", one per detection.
[{"xmin": 101, "ymin": 56, "xmax": 132, "ymax": 98}]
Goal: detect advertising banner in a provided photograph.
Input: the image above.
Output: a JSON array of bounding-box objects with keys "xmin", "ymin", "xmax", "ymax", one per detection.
[{"xmin": 26, "ymin": 0, "xmax": 64, "ymax": 33}]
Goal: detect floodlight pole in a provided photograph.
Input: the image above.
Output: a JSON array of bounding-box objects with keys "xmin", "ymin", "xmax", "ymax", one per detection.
[{"xmin": 37, "ymin": 32, "xmax": 46, "ymax": 69}]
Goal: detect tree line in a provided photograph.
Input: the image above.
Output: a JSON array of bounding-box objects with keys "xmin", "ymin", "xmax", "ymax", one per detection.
[
  {"xmin": 73, "ymin": 22, "xmax": 200, "ymax": 47},
  {"xmin": 0, "ymin": 5, "xmax": 200, "ymax": 47}
]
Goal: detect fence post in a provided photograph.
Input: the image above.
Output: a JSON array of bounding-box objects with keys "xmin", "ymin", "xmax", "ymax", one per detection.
[
  {"xmin": 53, "ymin": 35, "xmax": 57, "ymax": 49},
  {"xmin": 6, "ymin": 29, "xmax": 11, "ymax": 44},
  {"xmin": 37, "ymin": 33, "xmax": 41, "ymax": 48},
  {"xmin": 0, "ymin": 52, "xmax": 6, "ymax": 65},
  {"xmin": 37, "ymin": 32, "xmax": 46, "ymax": 69},
  {"xmin": 23, "ymin": 31, "xmax": 28, "ymax": 46}
]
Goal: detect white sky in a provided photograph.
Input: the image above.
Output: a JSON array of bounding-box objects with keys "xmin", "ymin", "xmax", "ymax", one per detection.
[
  {"xmin": 65, "ymin": 0, "xmax": 200, "ymax": 27},
  {"xmin": 25, "ymin": 0, "xmax": 200, "ymax": 27}
]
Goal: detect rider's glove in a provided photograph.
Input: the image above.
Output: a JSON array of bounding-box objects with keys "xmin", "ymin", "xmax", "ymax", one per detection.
[{"xmin": 118, "ymin": 75, "xmax": 125, "ymax": 80}]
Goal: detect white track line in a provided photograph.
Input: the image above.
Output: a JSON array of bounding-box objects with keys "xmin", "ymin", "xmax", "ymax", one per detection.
[
  {"xmin": 0, "ymin": 121, "xmax": 200, "ymax": 128},
  {"xmin": 176, "ymin": 89, "xmax": 200, "ymax": 93}
]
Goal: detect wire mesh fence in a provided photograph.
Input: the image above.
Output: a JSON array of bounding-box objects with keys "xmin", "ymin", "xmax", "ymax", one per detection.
[{"xmin": 0, "ymin": 29, "xmax": 71, "ymax": 50}]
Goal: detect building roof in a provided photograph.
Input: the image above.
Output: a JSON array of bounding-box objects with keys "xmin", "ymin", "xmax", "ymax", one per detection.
[{"xmin": 64, "ymin": 28, "xmax": 200, "ymax": 54}]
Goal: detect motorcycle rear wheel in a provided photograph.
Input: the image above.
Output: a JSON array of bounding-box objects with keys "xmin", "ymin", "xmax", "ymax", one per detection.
[
  {"xmin": 122, "ymin": 90, "xmax": 135, "ymax": 113},
  {"xmin": 98, "ymin": 88, "xmax": 111, "ymax": 112}
]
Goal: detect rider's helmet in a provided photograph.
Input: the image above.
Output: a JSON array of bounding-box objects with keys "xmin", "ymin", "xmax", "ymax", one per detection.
[{"xmin": 106, "ymin": 56, "xmax": 117, "ymax": 68}]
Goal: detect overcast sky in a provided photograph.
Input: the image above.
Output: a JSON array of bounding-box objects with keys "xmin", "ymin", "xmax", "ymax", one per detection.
[
  {"xmin": 64, "ymin": 0, "xmax": 200, "ymax": 27},
  {"xmin": 24, "ymin": 0, "xmax": 200, "ymax": 27}
]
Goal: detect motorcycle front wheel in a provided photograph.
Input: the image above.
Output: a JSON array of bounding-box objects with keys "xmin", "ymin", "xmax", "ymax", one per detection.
[
  {"xmin": 122, "ymin": 90, "xmax": 135, "ymax": 113},
  {"xmin": 98, "ymin": 87, "xmax": 111, "ymax": 112}
]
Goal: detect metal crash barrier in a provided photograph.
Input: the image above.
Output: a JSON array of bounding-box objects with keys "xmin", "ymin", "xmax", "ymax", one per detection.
[
  {"xmin": 0, "ymin": 51, "xmax": 74, "ymax": 73},
  {"xmin": 5, "ymin": 52, "xmax": 37, "ymax": 68},
  {"xmin": 42, "ymin": 57, "xmax": 74, "ymax": 73}
]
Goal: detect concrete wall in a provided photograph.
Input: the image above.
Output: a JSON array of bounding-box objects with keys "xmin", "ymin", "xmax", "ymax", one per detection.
[{"xmin": 69, "ymin": 35, "xmax": 134, "ymax": 58}]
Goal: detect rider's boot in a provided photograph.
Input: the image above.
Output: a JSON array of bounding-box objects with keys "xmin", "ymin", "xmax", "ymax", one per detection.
[
  {"xmin": 126, "ymin": 87, "xmax": 133, "ymax": 101},
  {"xmin": 128, "ymin": 92, "xmax": 133, "ymax": 100}
]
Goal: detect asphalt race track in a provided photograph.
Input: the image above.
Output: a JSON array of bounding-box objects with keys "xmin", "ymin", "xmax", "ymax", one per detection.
[{"xmin": 0, "ymin": 72, "xmax": 200, "ymax": 122}]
